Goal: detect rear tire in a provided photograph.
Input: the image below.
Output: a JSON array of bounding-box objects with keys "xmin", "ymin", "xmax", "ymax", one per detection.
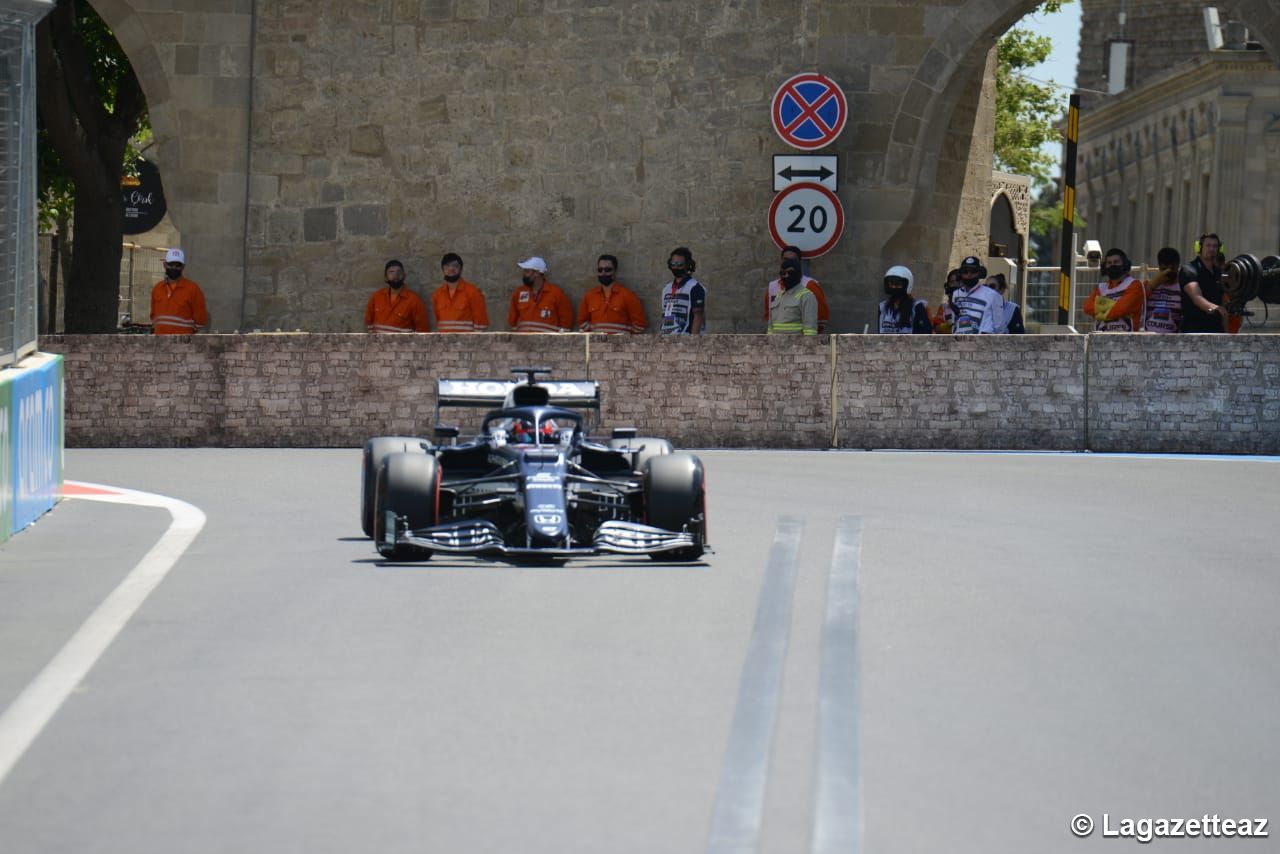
[
  {"xmin": 362, "ymin": 437, "xmax": 429, "ymax": 537},
  {"xmin": 373, "ymin": 452, "xmax": 440, "ymax": 561},
  {"xmin": 609, "ymin": 436, "xmax": 672, "ymax": 473},
  {"xmin": 643, "ymin": 453, "xmax": 705, "ymax": 561}
]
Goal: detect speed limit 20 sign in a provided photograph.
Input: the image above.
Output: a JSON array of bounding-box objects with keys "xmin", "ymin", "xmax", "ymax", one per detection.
[{"xmin": 768, "ymin": 182, "xmax": 844, "ymax": 257}]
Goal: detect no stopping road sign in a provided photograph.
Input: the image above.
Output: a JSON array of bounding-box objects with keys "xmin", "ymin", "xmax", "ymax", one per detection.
[
  {"xmin": 771, "ymin": 73, "xmax": 848, "ymax": 151},
  {"xmin": 768, "ymin": 182, "xmax": 844, "ymax": 257}
]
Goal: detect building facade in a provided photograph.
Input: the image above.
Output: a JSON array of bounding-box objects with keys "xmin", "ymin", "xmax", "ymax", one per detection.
[
  {"xmin": 1076, "ymin": 49, "xmax": 1280, "ymax": 265},
  {"xmin": 1074, "ymin": 1, "xmax": 1280, "ymax": 264}
]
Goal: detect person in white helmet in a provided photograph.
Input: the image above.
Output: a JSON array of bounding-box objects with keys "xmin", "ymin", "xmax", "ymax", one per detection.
[{"xmin": 876, "ymin": 265, "xmax": 932, "ymax": 333}]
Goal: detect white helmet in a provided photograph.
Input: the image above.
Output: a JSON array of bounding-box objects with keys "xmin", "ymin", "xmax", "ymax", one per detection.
[{"xmin": 883, "ymin": 265, "xmax": 914, "ymax": 294}]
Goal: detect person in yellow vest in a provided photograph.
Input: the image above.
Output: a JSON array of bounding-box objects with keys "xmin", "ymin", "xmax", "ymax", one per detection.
[
  {"xmin": 1083, "ymin": 248, "xmax": 1145, "ymax": 332},
  {"xmin": 766, "ymin": 258, "xmax": 818, "ymax": 335}
]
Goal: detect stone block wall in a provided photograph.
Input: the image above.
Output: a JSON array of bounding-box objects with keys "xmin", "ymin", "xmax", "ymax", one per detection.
[
  {"xmin": 40, "ymin": 333, "xmax": 1280, "ymax": 454},
  {"xmin": 244, "ymin": 0, "xmax": 809, "ymax": 334}
]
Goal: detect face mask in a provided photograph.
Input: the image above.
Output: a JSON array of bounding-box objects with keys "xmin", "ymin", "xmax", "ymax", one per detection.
[
  {"xmin": 885, "ymin": 282, "xmax": 907, "ymax": 296},
  {"xmin": 165, "ymin": 266, "xmax": 183, "ymax": 281},
  {"xmin": 444, "ymin": 273, "xmax": 460, "ymax": 283},
  {"xmin": 960, "ymin": 274, "xmax": 979, "ymax": 287},
  {"xmin": 1106, "ymin": 265, "xmax": 1126, "ymax": 280},
  {"xmin": 386, "ymin": 278, "xmax": 403, "ymax": 289},
  {"xmin": 597, "ymin": 274, "xmax": 614, "ymax": 286},
  {"xmin": 522, "ymin": 275, "xmax": 535, "ymax": 287}
]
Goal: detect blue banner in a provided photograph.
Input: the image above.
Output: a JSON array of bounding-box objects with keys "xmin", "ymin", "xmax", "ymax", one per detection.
[{"xmin": 6, "ymin": 354, "xmax": 63, "ymax": 535}]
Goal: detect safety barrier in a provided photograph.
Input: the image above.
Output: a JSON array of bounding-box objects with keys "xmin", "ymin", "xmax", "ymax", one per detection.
[
  {"xmin": 39, "ymin": 334, "xmax": 1280, "ymax": 455},
  {"xmin": 0, "ymin": 353, "xmax": 64, "ymax": 541}
]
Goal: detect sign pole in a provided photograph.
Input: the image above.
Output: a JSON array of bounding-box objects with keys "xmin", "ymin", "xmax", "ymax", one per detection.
[{"xmin": 1058, "ymin": 94, "xmax": 1080, "ymax": 326}]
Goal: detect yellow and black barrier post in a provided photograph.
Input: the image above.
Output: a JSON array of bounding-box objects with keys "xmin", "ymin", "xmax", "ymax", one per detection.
[{"xmin": 1058, "ymin": 94, "xmax": 1080, "ymax": 326}]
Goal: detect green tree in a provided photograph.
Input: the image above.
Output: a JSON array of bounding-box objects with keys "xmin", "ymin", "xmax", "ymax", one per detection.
[
  {"xmin": 995, "ymin": 1, "xmax": 1072, "ymax": 258},
  {"xmin": 37, "ymin": 0, "xmax": 148, "ymax": 333}
]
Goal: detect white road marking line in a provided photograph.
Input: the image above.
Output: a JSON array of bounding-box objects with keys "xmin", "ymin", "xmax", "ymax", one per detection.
[
  {"xmin": 707, "ymin": 516, "xmax": 803, "ymax": 854},
  {"xmin": 811, "ymin": 517, "xmax": 863, "ymax": 854},
  {"xmin": 0, "ymin": 482, "xmax": 206, "ymax": 787}
]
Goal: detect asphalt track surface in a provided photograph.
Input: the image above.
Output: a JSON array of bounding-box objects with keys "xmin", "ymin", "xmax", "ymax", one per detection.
[{"xmin": 1, "ymin": 448, "xmax": 1277, "ymax": 853}]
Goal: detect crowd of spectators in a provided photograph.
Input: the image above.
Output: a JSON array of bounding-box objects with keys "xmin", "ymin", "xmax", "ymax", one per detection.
[{"xmin": 150, "ymin": 233, "xmax": 1245, "ymax": 336}]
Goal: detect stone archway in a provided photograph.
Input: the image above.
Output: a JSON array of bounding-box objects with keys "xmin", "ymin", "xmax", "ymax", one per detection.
[
  {"xmin": 882, "ymin": 0, "xmax": 1280, "ymax": 298},
  {"xmin": 989, "ymin": 179, "xmax": 1030, "ymax": 296},
  {"xmin": 83, "ymin": 0, "xmax": 253, "ymax": 332},
  {"xmin": 73, "ymin": 0, "xmax": 1280, "ymax": 334}
]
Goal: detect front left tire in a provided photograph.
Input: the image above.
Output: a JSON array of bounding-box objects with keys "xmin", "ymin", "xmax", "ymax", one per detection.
[
  {"xmin": 373, "ymin": 452, "xmax": 441, "ymax": 561},
  {"xmin": 361, "ymin": 436, "xmax": 429, "ymax": 537}
]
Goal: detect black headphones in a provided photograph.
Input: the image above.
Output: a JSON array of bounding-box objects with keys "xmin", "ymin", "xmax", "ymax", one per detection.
[{"xmin": 1104, "ymin": 247, "xmax": 1131, "ymax": 274}]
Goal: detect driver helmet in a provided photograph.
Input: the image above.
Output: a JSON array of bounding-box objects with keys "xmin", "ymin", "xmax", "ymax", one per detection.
[{"xmin": 511, "ymin": 418, "xmax": 535, "ymax": 443}]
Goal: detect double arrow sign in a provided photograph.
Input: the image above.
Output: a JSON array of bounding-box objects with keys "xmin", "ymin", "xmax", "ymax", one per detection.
[{"xmin": 773, "ymin": 155, "xmax": 838, "ymax": 191}]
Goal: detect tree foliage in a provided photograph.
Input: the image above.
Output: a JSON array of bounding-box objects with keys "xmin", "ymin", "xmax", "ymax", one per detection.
[
  {"xmin": 37, "ymin": 0, "xmax": 149, "ymax": 332},
  {"xmin": 995, "ymin": 0, "xmax": 1072, "ymax": 256},
  {"xmin": 994, "ymin": 1, "xmax": 1069, "ymax": 184}
]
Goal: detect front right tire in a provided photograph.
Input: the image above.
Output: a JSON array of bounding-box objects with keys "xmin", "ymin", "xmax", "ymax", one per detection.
[{"xmin": 643, "ymin": 453, "xmax": 706, "ymax": 561}]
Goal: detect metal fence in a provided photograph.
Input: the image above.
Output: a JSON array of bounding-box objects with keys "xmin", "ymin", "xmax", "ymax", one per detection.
[
  {"xmin": 119, "ymin": 242, "xmax": 168, "ymax": 327},
  {"xmin": 0, "ymin": 10, "xmax": 40, "ymax": 367}
]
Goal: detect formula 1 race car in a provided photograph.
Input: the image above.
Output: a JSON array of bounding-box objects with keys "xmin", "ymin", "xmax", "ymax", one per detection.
[{"xmin": 360, "ymin": 367, "xmax": 708, "ymax": 562}]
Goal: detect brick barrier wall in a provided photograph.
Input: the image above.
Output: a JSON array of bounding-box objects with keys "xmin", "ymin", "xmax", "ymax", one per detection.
[
  {"xmin": 1088, "ymin": 334, "xmax": 1280, "ymax": 454},
  {"xmin": 591, "ymin": 335, "xmax": 832, "ymax": 449},
  {"xmin": 834, "ymin": 336, "xmax": 1086, "ymax": 450},
  {"xmin": 41, "ymin": 334, "xmax": 1280, "ymax": 454}
]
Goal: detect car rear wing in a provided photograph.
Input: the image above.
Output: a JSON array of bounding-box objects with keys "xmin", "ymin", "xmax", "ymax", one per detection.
[{"xmin": 435, "ymin": 378, "xmax": 601, "ymax": 430}]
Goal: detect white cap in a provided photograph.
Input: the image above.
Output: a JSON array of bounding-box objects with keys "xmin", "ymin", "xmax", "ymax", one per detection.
[
  {"xmin": 165, "ymin": 248, "xmax": 186, "ymax": 264},
  {"xmin": 884, "ymin": 264, "xmax": 914, "ymax": 294},
  {"xmin": 516, "ymin": 256, "xmax": 547, "ymax": 273}
]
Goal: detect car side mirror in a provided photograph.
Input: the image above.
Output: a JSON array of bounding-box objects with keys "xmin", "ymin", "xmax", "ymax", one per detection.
[
  {"xmin": 611, "ymin": 427, "xmax": 637, "ymax": 440},
  {"xmin": 434, "ymin": 424, "xmax": 460, "ymax": 443}
]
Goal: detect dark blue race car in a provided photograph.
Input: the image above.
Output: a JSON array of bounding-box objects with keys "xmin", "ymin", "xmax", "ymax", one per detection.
[{"xmin": 361, "ymin": 368, "xmax": 708, "ymax": 562}]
